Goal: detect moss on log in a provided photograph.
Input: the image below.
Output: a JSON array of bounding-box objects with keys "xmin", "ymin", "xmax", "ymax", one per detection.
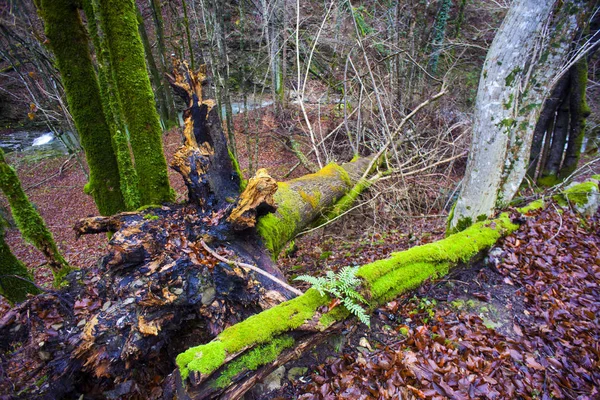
[
  {"xmin": 176, "ymin": 180, "xmax": 598, "ymax": 397},
  {"xmin": 256, "ymin": 157, "xmax": 373, "ymax": 258}
]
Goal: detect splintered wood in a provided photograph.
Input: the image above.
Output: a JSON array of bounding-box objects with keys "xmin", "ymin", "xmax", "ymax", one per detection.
[{"xmin": 228, "ymin": 168, "xmax": 278, "ymax": 229}]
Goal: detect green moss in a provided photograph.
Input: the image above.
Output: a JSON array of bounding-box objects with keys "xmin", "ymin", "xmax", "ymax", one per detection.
[
  {"xmin": 538, "ymin": 174, "xmax": 560, "ymax": 188},
  {"xmin": 37, "ymin": 0, "xmax": 126, "ymax": 215},
  {"xmin": 96, "ymin": 0, "xmax": 173, "ymax": 206},
  {"xmin": 516, "ymin": 198, "xmax": 544, "ymax": 214},
  {"xmin": 256, "ymin": 182, "xmax": 303, "ymax": 257},
  {"xmin": 505, "ymin": 67, "xmax": 522, "ymax": 86},
  {"xmin": 358, "ymin": 214, "xmax": 518, "ymax": 285},
  {"xmin": 228, "ymin": 148, "xmax": 246, "ymax": 191},
  {"xmin": 143, "ymin": 213, "xmax": 159, "ymax": 220},
  {"xmin": 554, "ymin": 181, "xmax": 598, "ymax": 207},
  {"xmin": 299, "ymin": 190, "xmax": 320, "ymax": 209},
  {"xmin": 213, "ymin": 335, "xmax": 295, "ymax": 388},
  {"xmin": 316, "ymin": 178, "xmax": 371, "ymax": 226},
  {"xmin": 177, "ymin": 340, "xmax": 226, "ymax": 381},
  {"xmin": 177, "ymin": 289, "xmax": 328, "ymax": 379}
]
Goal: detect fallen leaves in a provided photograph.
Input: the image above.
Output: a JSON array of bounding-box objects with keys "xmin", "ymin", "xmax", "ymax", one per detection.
[{"xmin": 293, "ymin": 205, "xmax": 600, "ymax": 399}]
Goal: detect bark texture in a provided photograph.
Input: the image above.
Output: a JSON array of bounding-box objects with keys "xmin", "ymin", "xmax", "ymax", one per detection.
[
  {"xmin": 449, "ymin": 0, "xmax": 590, "ymax": 232},
  {"xmin": 97, "ymin": 0, "xmax": 174, "ymax": 206},
  {"xmin": 36, "ymin": 0, "xmax": 126, "ymax": 215}
]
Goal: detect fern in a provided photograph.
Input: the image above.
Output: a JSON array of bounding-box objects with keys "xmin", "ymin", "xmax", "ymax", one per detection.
[{"xmin": 295, "ymin": 266, "xmax": 371, "ymax": 327}]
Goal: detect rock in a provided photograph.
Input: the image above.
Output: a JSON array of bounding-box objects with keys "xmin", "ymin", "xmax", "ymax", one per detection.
[
  {"xmin": 287, "ymin": 367, "xmax": 308, "ymax": 382},
  {"xmin": 250, "ymin": 365, "xmax": 285, "ymax": 396}
]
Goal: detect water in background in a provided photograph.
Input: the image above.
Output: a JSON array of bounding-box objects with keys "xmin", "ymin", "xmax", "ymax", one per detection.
[{"xmin": 0, "ymin": 130, "xmax": 78, "ymax": 156}]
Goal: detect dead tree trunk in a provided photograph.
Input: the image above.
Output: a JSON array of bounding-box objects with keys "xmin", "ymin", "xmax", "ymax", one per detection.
[{"xmin": 0, "ymin": 61, "xmax": 373, "ymax": 399}]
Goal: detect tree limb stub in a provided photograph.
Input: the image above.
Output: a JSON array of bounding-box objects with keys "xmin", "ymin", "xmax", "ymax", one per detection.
[
  {"xmin": 174, "ymin": 179, "xmax": 599, "ymax": 398},
  {"xmin": 227, "ymin": 168, "xmax": 277, "ymax": 230}
]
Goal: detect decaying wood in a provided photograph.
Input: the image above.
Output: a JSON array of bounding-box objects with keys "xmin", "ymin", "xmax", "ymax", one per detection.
[
  {"xmin": 73, "ymin": 212, "xmax": 138, "ymax": 236},
  {"xmin": 227, "ymin": 168, "xmax": 277, "ymax": 230}
]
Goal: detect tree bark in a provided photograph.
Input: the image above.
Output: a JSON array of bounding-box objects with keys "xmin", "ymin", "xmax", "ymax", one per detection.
[
  {"xmin": 0, "ymin": 222, "xmax": 40, "ymax": 304},
  {"xmin": 97, "ymin": 0, "xmax": 174, "ymax": 206},
  {"xmin": 0, "ymin": 148, "xmax": 70, "ymax": 278},
  {"xmin": 448, "ymin": 0, "xmax": 590, "ymax": 232},
  {"xmin": 526, "ymin": 72, "xmax": 570, "ymax": 180},
  {"xmin": 35, "ymin": 0, "xmax": 126, "ymax": 215},
  {"xmin": 559, "ymin": 56, "xmax": 590, "ymax": 179},
  {"xmin": 540, "ymin": 96, "xmax": 570, "ymax": 185}
]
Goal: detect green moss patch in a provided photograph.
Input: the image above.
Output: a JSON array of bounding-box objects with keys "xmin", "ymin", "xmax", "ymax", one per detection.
[{"xmin": 213, "ymin": 335, "xmax": 295, "ymax": 388}]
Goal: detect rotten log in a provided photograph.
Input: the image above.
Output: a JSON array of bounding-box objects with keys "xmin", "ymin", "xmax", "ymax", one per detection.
[
  {"xmin": 173, "ymin": 178, "xmax": 600, "ymax": 399},
  {"xmin": 0, "ymin": 61, "xmax": 375, "ymax": 399}
]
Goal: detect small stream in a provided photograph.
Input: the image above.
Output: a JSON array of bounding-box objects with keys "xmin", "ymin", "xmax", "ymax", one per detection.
[
  {"xmin": 0, "ymin": 130, "xmax": 78, "ymax": 156},
  {"xmin": 2, "ymin": 100, "xmax": 272, "ymax": 157}
]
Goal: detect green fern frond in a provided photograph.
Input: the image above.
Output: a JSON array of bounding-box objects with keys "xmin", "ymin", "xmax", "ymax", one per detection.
[{"xmin": 294, "ymin": 265, "xmax": 370, "ymax": 327}]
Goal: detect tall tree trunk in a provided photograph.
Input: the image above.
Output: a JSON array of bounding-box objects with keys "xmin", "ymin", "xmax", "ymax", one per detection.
[
  {"xmin": 559, "ymin": 56, "xmax": 590, "ymax": 179},
  {"xmin": 148, "ymin": 0, "xmax": 178, "ymax": 126},
  {"xmin": 526, "ymin": 72, "xmax": 570, "ymax": 180},
  {"xmin": 448, "ymin": 0, "xmax": 590, "ymax": 232},
  {"xmin": 83, "ymin": 0, "xmax": 141, "ymax": 210},
  {"xmin": 35, "ymin": 0, "xmax": 126, "ymax": 216},
  {"xmin": 540, "ymin": 96, "xmax": 570, "ymax": 185},
  {"xmin": 136, "ymin": 5, "xmax": 171, "ymax": 129},
  {"xmin": 97, "ymin": 0, "xmax": 174, "ymax": 206}
]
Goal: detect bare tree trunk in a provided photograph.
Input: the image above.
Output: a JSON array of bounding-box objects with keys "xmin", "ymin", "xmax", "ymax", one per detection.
[
  {"xmin": 540, "ymin": 96, "xmax": 570, "ymax": 185},
  {"xmin": 448, "ymin": 0, "xmax": 590, "ymax": 232},
  {"xmin": 559, "ymin": 56, "xmax": 590, "ymax": 179},
  {"xmin": 526, "ymin": 72, "xmax": 570, "ymax": 180}
]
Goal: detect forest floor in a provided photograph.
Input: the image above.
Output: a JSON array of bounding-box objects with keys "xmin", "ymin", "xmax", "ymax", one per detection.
[
  {"xmin": 1, "ymin": 110, "xmax": 599, "ymax": 399},
  {"xmin": 267, "ymin": 205, "xmax": 600, "ymax": 400}
]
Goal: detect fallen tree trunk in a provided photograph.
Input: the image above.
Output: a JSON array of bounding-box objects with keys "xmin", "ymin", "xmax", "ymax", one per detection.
[
  {"xmin": 174, "ymin": 178, "xmax": 600, "ymax": 399},
  {"xmin": 0, "ymin": 62, "xmax": 375, "ymax": 399}
]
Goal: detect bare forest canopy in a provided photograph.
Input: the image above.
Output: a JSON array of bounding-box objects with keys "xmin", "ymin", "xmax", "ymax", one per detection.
[{"xmin": 0, "ymin": 0, "xmax": 600, "ymax": 399}]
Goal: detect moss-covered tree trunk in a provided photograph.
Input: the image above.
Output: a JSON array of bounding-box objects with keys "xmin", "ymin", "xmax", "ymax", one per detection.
[
  {"xmin": 0, "ymin": 149, "xmax": 70, "ymax": 281},
  {"xmin": 97, "ymin": 0, "xmax": 174, "ymax": 206},
  {"xmin": 0, "ymin": 220, "xmax": 40, "ymax": 304},
  {"xmin": 82, "ymin": 0, "xmax": 141, "ymax": 210},
  {"xmin": 36, "ymin": 0, "xmax": 126, "ymax": 216}
]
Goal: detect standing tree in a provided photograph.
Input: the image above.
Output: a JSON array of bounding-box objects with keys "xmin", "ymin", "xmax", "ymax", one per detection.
[
  {"xmin": 96, "ymin": 0, "xmax": 174, "ymax": 206},
  {"xmin": 448, "ymin": 0, "xmax": 595, "ymax": 232},
  {"xmin": 35, "ymin": 0, "xmax": 126, "ymax": 216},
  {"xmin": 0, "ymin": 216, "xmax": 40, "ymax": 304}
]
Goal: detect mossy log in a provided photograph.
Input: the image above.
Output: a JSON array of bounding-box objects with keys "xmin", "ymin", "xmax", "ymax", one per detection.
[
  {"xmin": 0, "ymin": 62, "xmax": 375, "ymax": 398},
  {"xmin": 174, "ymin": 179, "xmax": 600, "ymax": 399}
]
